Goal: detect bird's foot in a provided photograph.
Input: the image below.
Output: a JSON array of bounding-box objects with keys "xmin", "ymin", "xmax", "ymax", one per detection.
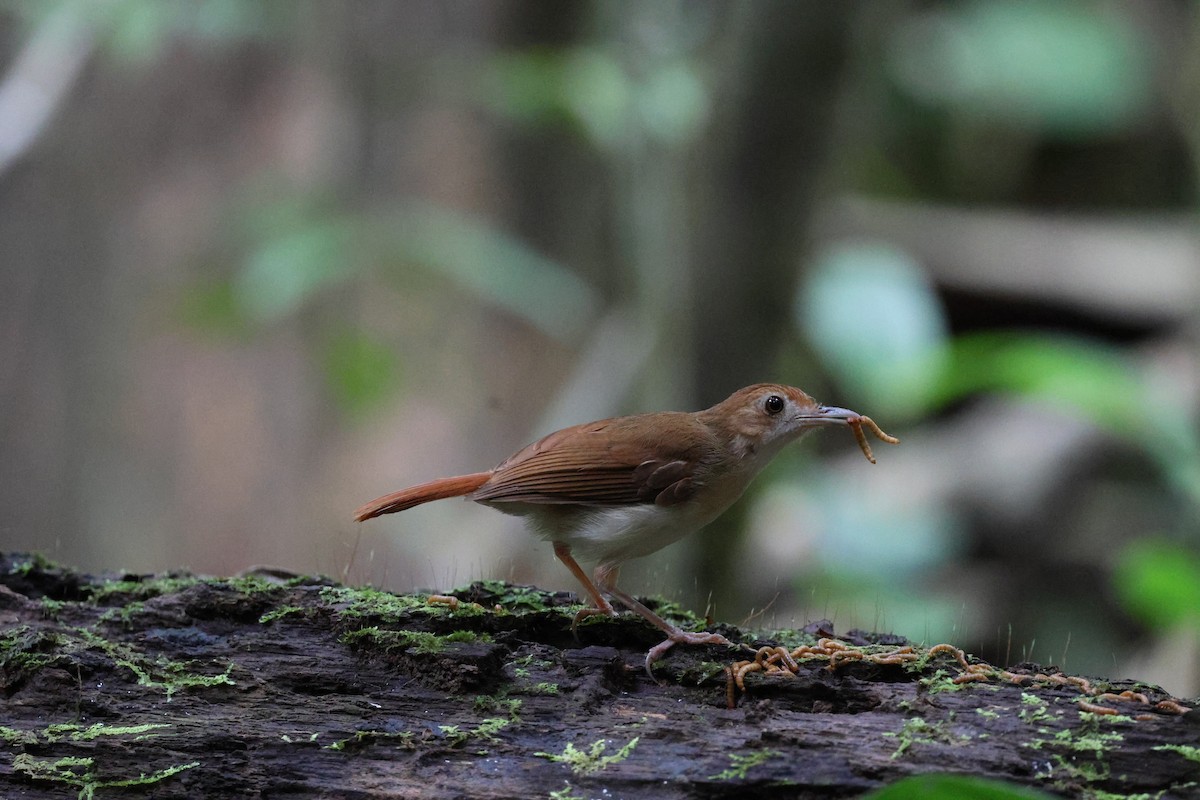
[
  {"xmin": 570, "ymin": 604, "xmax": 618, "ymax": 638},
  {"xmin": 644, "ymin": 629, "xmax": 742, "ymax": 680}
]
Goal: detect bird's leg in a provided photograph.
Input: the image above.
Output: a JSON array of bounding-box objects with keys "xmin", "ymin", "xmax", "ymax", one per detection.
[
  {"xmin": 553, "ymin": 543, "xmax": 616, "ymax": 632},
  {"xmin": 602, "ymin": 582, "xmax": 740, "ymax": 679},
  {"xmin": 556, "ymin": 546, "xmax": 740, "ymax": 675}
]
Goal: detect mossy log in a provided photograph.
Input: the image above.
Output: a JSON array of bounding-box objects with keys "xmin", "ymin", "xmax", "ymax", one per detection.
[{"xmin": 0, "ymin": 552, "xmax": 1196, "ymax": 799}]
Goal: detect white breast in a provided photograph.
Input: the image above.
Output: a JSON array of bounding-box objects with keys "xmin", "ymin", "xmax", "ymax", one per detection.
[
  {"xmin": 485, "ymin": 476, "xmax": 755, "ymax": 569},
  {"xmin": 541, "ymin": 503, "xmax": 716, "ymax": 566}
]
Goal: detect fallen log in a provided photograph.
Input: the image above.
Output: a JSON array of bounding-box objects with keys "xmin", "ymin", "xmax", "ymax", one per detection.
[{"xmin": 0, "ymin": 552, "xmax": 1195, "ymax": 799}]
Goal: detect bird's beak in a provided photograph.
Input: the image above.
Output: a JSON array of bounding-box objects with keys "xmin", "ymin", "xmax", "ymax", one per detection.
[{"xmin": 794, "ymin": 405, "xmax": 861, "ymax": 427}]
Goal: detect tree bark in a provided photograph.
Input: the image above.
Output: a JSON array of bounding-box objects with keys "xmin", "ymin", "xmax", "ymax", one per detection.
[{"xmin": 0, "ymin": 552, "xmax": 1195, "ymax": 799}]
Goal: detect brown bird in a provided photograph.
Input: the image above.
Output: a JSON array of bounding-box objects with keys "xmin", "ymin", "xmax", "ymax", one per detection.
[{"xmin": 354, "ymin": 383, "xmax": 898, "ymax": 674}]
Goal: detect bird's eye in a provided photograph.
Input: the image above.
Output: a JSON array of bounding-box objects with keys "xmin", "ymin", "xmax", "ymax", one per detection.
[{"xmin": 764, "ymin": 395, "xmax": 785, "ymax": 415}]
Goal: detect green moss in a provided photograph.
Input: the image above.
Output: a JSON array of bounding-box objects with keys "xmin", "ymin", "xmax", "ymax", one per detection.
[
  {"xmin": 511, "ymin": 653, "xmax": 554, "ymax": 670},
  {"xmin": 12, "ymin": 753, "xmax": 198, "ymax": 800},
  {"xmin": 89, "ymin": 575, "xmax": 202, "ymax": 603},
  {"xmin": 508, "ymin": 653, "xmax": 553, "ymax": 683},
  {"xmin": 8, "ymin": 553, "xmax": 60, "ymax": 576},
  {"xmin": 1050, "ymin": 752, "xmax": 1110, "ymax": 784},
  {"xmin": 54, "ymin": 723, "xmax": 170, "ymax": 743},
  {"xmin": 680, "ymin": 660, "xmax": 731, "ymax": 685},
  {"xmin": 320, "ymin": 585, "xmax": 434, "ymax": 621},
  {"xmin": 750, "ymin": 629, "xmax": 817, "ymax": 651},
  {"xmin": 1021, "ymin": 711, "xmax": 1135, "ymax": 792},
  {"xmin": 473, "ymin": 695, "xmax": 523, "ymax": 720},
  {"xmin": 327, "ymin": 716, "xmax": 510, "ymax": 754},
  {"xmin": 975, "ymin": 708, "xmax": 1000, "ymax": 719},
  {"xmin": 919, "ymin": 668, "xmax": 976, "ymax": 695},
  {"xmin": 549, "ymin": 784, "xmax": 586, "ymax": 800},
  {"xmin": 1078, "ymin": 712, "xmax": 1135, "ymax": 725},
  {"xmin": 220, "ymin": 574, "xmax": 284, "ymax": 595},
  {"xmin": 0, "ymin": 725, "xmax": 38, "ymax": 746},
  {"xmin": 535, "ymin": 737, "xmax": 640, "ymax": 776},
  {"xmin": 96, "ymin": 601, "xmax": 146, "ymax": 628},
  {"xmin": 1053, "ymin": 726, "xmax": 1122, "ymax": 755},
  {"xmin": 465, "ymin": 580, "xmax": 559, "ymax": 613},
  {"xmin": 0, "ymin": 721, "xmax": 169, "ymax": 748},
  {"xmin": 339, "ymin": 626, "xmax": 491, "ymax": 655},
  {"xmin": 73, "ymin": 628, "xmax": 235, "ymax": 699},
  {"xmin": 39, "ymin": 597, "xmax": 67, "ymax": 618},
  {"xmin": 9, "ymin": 722, "xmax": 172, "ymax": 745},
  {"xmin": 709, "ymin": 749, "xmax": 780, "ymax": 780},
  {"xmin": 472, "ymin": 717, "xmax": 509, "ymax": 741},
  {"xmin": 1026, "ymin": 708, "xmax": 1127, "ymax": 758},
  {"xmin": 885, "ymin": 718, "xmax": 928, "ymax": 759},
  {"xmin": 440, "ymin": 718, "xmax": 509, "ymax": 746},
  {"xmin": 1019, "ymin": 693, "xmax": 1055, "ymax": 725},
  {"xmin": 1153, "ymin": 744, "xmax": 1200, "ymax": 763},
  {"xmin": 258, "ymin": 605, "xmax": 304, "ymax": 624},
  {"xmin": 0, "ymin": 625, "xmax": 59, "ymax": 677},
  {"xmin": 437, "ymin": 600, "xmax": 489, "ymax": 618},
  {"xmin": 883, "ymin": 717, "xmax": 969, "ymax": 760},
  {"xmin": 325, "ymin": 730, "xmax": 416, "ymax": 751},
  {"xmin": 86, "ymin": 574, "xmax": 284, "ymax": 618}
]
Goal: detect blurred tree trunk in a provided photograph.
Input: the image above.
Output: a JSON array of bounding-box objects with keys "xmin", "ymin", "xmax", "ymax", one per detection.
[{"xmin": 688, "ymin": 2, "xmax": 860, "ymax": 612}]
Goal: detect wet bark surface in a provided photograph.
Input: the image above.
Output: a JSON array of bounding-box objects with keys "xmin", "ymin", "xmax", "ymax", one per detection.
[{"xmin": 0, "ymin": 552, "xmax": 1196, "ymax": 799}]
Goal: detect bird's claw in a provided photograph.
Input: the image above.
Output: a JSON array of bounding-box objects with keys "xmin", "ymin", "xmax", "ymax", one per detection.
[
  {"xmin": 570, "ymin": 605, "xmax": 618, "ymax": 639},
  {"xmin": 644, "ymin": 630, "xmax": 740, "ymax": 681}
]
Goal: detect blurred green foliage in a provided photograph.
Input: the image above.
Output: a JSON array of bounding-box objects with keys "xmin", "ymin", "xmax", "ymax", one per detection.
[
  {"xmin": 798, "ymin": 244, "xmax": 948, "ymax": 420},
  {"xmin": 1115, "ymin": 538, "xmax": 1200, "ymax": 634},
  {"xmin": 322, "ymin": 329, "xmax": 401, "ymax": 420},
  {"xmin": 863, "ymin": 774, "xmax": 1055, "ymax": 800},
  {"xmin": 485, "ymin": 47, "xmax": 709, "ymax": 149},
  {"xmin": 799, "ymin": 247, "xmax": 1200, "ymax": 647},
  {"xmin": 800, "ymin": 244, "xmax": 1200, "ymax": 504},
  {"xmin": 2, "ymin": 0, "xmax": 294, "ymax": 60},
  {"xmin": 377, "ymin": 203, "xmax": 599, "ymax": 341},
  {"xmin": 100, "ymin": 0, "xmax": 288, "ymax": 59},
  {"xmin": 179, "ymin": 191, "xmax": 597, "ymax": 418},
  {"xmin": 236, "ymin": 203, "xmax": 361, "ymax": 324},
  {"xmin": 888, "ymin": 0, "xmax": 1153, "ymax": 136},
  {"xmin": 178, "ymin": 279, "xmax": 247, "ymax": 338},
  {"xmin": 178, "ymin": 193, "xmax": 363, "ymax": 344}
]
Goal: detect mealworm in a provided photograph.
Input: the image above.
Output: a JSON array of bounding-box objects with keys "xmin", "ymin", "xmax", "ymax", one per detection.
[{"xmin": 848, "ymin": 416, "xmax": 900, "ymax": 464}]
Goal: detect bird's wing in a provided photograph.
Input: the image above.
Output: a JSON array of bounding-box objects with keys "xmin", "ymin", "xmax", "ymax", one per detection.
[{"xmin": 471, "ymin": 413, "xmax": 720, "ymax": 508}]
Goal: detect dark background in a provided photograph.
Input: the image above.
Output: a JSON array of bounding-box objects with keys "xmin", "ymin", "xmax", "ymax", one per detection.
[{"xmin": 1, "ymin": 0, "xmax": 1197, "ymax": 697}]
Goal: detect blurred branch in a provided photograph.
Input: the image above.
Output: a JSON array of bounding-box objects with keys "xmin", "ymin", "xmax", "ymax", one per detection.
[
  {"xmin": 0, "ymin": 4, "xmax": 95, "ymax": 178},
  {"xmin": 819, "ymin": 197, "xmax": 1200, "ymax": 322},
  {"xmin": 924, "ymin": 332, "xmax": 1200, "ymax": 516}
]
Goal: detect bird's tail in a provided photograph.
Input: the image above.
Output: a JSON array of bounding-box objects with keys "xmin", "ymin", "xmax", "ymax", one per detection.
[{"xmin": 353, "ymin": 472, "xmax": 492, "ymax": 521}]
